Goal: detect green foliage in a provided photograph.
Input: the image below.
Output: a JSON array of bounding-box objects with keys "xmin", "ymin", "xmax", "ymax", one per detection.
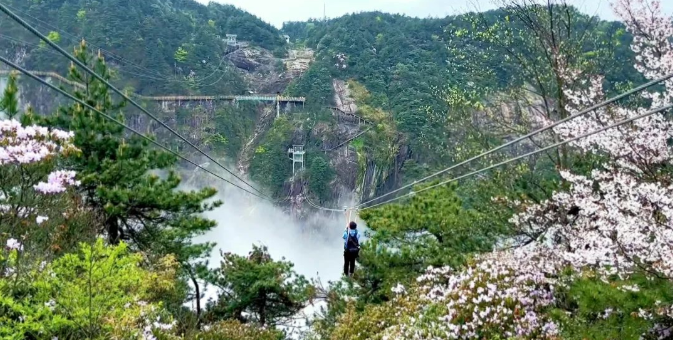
[
  {"xmin": 249, "ymin": 116, "xmax": 294, "ymax": 197},
  {"xmin": 206, "ymin": 245, "xmax": 312, "ymax": 327},
  {"xmin": 183, "ymin": 320, "xmax": 283, "ymax": 340},
  {"xmin": 22, "ymin": 43, "xmax": 220, "ymax": 271},
  {"xmin": 348, "ymin": 81, "xmax": 401, "ymax": 170},
  {"xmin": 282, "ymin": 8, "xmax": 640, "ymax": 171},
  {"xmin": 552, "ymin": 272, "xmax": 673, "ymax": 340},
  {"xmin": 307, "ymin": 156, "xmax": 335, "ymax": 203},
  {"xmin": 285, "ymin": 63, "xmax": 334, "ymax": 109},
  {"xmin": 0, "ymin": 72, "xmax": 19, "ymax": 119},
  {"xmin": 175, "ymin": 46, "xmax": 189, "ymax": 63},
  {"xmin": 283, "ymin": 13, "xmax": 451, "ymax": 164},
  {"xmin": 38, "ymin": 31, "xmax": 61, "ymax": 49},
  {"xmin": 322, "ymin": 301, "xmax": 400, "ymax": 340},
  {"xmin": 212, "ymin": 102, "xmax": 258, "ymax": 158},
  {"xmin": 356, "ymin": 183, "xmax": 507, "ymax": 303},
  {"xmin": 0, "ymin": 239, "xmax": 178, "ymax": 339},
  {"xmin": 0, "ymin": 0, "xmax": 283, "ymax": 95}
]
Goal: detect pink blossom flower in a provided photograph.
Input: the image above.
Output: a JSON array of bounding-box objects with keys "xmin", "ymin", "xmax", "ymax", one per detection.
[
  {"xmin": 34, "ymin": 170, "xmax": 80, "ymax": 194},
  {"xmin": 0, "ymin": 119, "xmax": 77, "ymax": 166}
]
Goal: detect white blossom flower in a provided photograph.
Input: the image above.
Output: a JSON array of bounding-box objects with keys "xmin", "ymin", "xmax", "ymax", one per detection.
[{"xmin": 36, "ymin": 215, "xmax": 49, "ymax": 225}]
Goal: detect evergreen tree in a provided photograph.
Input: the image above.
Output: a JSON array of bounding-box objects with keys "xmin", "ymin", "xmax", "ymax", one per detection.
[
  {"xmin": 22, "ymin": 42, "xmax": 221, "ymax": 293},
  {"xmin": 206, "ymin": 245, "xmax": 311, "ymax": 327},
  {"xmin": 0, "ymin": 72, "xmax": 19, "ymax": 119},
  {"xmin": 307, "ymin": 156, "xmax": 335, "ymax": 203},
  {"xmin": 356, "ymin": 183, "xmax": 507, "ymax": 303}
]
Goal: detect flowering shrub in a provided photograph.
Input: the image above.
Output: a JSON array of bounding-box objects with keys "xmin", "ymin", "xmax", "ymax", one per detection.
[
  {"xmin": 511, "ymin": 0, "xmax": 673, "ymax": 280},
  {"xmin": 0, "ymin": 118, "xmax": 84, "ymax": 256},
  {"xmin": 334, "ymin": 53, "xmax": 348, "ymax": 69},
  {"xmin": 34, "ymin": 170, "xmax": 80, "ymax": 194},
  {"xmin": 0, "ymin": 118, "xmax": 77, "ymax": 166},
  {"xmin": 502, "ymin": 0, "xmax": 673, "ymax": 338},
  {"xmin": 383, "ymin": 256, "xmax": 558, "ymax": 340},
  {"xmin": 328, "ymin": 253, "xmax": 559, "ymax": 340}
]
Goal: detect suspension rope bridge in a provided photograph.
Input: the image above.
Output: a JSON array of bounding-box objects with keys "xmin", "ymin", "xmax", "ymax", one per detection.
[
  {"xmin": 0, "ymin": 3, "xmax": 270, "ymax": 200},
  {"xmin": 0, "ymin": 56, "xmax": 271, "ymax": 202},
  {"xmin": 0, "ymin": 70, "xmax": 305, "ymax": 104},
  {"xmin": 3, "ymin": 2, "xmax": 673, "ymax": 217}
]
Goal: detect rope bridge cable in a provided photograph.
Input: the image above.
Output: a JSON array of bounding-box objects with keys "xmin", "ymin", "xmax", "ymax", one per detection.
[
  {"xmin": 0, "ymin": 4, "xmax": 235, "ymax": 89},
  {"xmin": 304, "ymin": 196, "xmax": 345, "ymax": 212},
  {"xmin": 326, "ymin": 127, "xmax": 373, "ymax": 152},
  {"xmin": 355, "ymin": 71, "xmax": 673, "ymax": 209},
  {"xmin": 0, "ymin": 33, "xmax": 177, "ymax": 83},
  {"xmin": 0, "ymin": 56, "xmax": 272, "ymax": 202},
  {"xmin": 0, "ymin": 3, "xmax": 270, "ymax": 199},
  {"xmin": 360, "ymin": 102, "xmax": 673, "ymax": 211},
  {"xmin": 1, "ymin": 2, "xmax": 171, "ymax": 80}
]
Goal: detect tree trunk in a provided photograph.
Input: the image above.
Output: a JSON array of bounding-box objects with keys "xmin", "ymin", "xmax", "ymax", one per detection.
[
  {"xmin": 106, "ymin": 216, "xmax": 120, "ymax": 244},
  {"xmin": 258, "ymin": 296, "xmax": 267, "ymax": 326},
  {"xmin": 190, "ymin": 271, "xmax": 202, "ymax": 323}
]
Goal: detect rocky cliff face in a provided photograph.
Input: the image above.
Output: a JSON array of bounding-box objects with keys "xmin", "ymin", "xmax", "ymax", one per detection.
[
  {"xmin": 1, "ymin": 44, "xmax": 399, "ymax": 214},
  {"xmin": 285, "ymin": 49, "xmax": 314, "ymax": 78},
  {"xmin": 237, "ymin": 105, "xmax": 275, "ymax": 174},
  {"xmin": 332, "ymin": 79, "xmax": 357, "ymax": 114},
  {"xmin": 226, "ymin": 46, "xmax": 313, "ymax": 94}
]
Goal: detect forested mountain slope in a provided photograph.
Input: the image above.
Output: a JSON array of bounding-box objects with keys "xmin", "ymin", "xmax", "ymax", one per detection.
[
  {"xmin": 283, "ymin": 10, "xmax": 641, "ymax": 162},
  {"xmin": 4, "ymin": 0, "xmax": 673, "ymax": 339},
  {"xmin": 0, "ymin": 0, "xmax": 645, "ymax": 205},
  {"xmin": 0, "ymin": 0, "xmax": 286, "ymax": 95}
]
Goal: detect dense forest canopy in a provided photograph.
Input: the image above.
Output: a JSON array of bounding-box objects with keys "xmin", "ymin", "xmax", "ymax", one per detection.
[
  {"xmin": 2, "ymin": 0, "xmax": 673, "ymax": 339},
  {"xmin": 0, "ymin": 0, "xmax": 286, "ymax": 95},
  {"xmin": 281, "ymin": 8, "xmax": 643, "ymax": 173}
]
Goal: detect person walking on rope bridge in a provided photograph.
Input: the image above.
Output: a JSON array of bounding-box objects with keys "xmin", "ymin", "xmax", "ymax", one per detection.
[{"xmin": 343, "ymin": 221, "xmax": 360, "ymax": 277}]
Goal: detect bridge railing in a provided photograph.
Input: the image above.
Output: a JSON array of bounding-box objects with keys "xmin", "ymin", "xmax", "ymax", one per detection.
[
  {"xmin": 0, "ymin": 69, "xmax": 306, "ymax": 103},
  {"xmin": 0, "ymin": 70, "xmax": 85, "ymax": 89},
  {"xmin": 133, "ymin": 94, "xmax": 306, "ymax": 103}
]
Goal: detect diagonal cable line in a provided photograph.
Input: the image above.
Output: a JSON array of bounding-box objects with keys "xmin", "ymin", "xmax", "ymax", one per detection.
[
  {"xmin": 326, "ymin": 127, "xmax": 372, "ymax": 152},
  {"xmin": 1, "ymin": 2, "xmax": 231, "ymax": 87},
  {"xmin": 0, "ymin": 34, "xmax": 172, "ymax": 82},
  {"xmin": 360, "ymin": 103, "xmax": 673, "ymax": 210},
  {"xmin": 0, "ymin": 3, "xmax": 269, "ymax": 198},
  {"xmin": 356, "ymin": 71, "xmax": 673, "ymax": 209},
  {"xmin": 305, "ymin": 196, "xmax": 345, "ymax": 212},
  {"xmin": 0, "ymin": 56, "xmax": 271, "ymax": 202},
  {"xmin": 1, "ymin": 2, "xmax": 168, "ymax": 80}
]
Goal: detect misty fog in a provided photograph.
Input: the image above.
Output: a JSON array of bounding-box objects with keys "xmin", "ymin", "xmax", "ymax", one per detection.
[{"xmin": 183, "ymin": 168, "xmax": 364, "ymax": 305}]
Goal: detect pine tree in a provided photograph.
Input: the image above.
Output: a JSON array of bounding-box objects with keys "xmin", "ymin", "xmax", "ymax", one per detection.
[
  {"xmin": 0, "ymin": 72, "xmax": 19, "ymax": 119},
  {"xmin": 22, "ymin": 41, "xmax": 221, "ymax": 282},
  {"xmin": 356, "ymin": 182, "xmax": 505, "ymax": 303},
  {"xmin": 205, "ymin": 245, "xmax": 311, "ymax": 327}
]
